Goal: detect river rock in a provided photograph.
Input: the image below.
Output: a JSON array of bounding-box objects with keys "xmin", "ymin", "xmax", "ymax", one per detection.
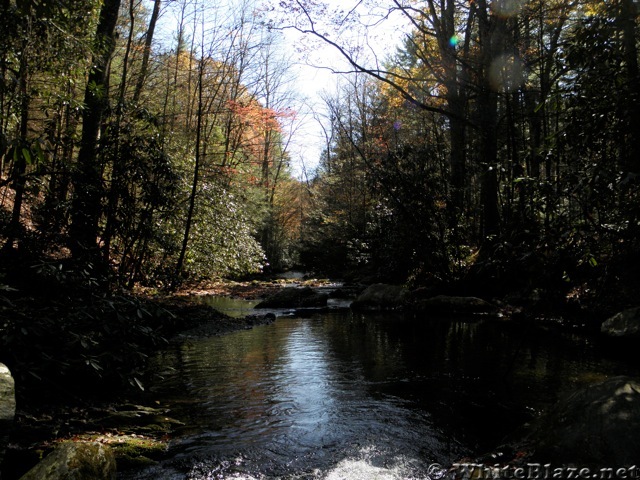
[
  {"xmin": 1, "ymin": 362, "xmax": 16, "ymax": 472},
  {"xmin": 525, "ymin": 376, "xmax": 640, "ymax": 465},
  {"xmin": 19, "ymin": 442, "xmax": 116, "ymax": 480},
  {"xmin": 350, "ymin": 284, "xmax": 407, "ymax": 311},
  {"xmin": 245, "ymin": 312, "xmax": 277, "ymax": 325},
  {"xmin": 254, "ymin": 286, "xmax": 328, "ymax": 309},
  {"xmin": 601, "ymin": 307, "xmax": 640, "ymax": 338},
  {"xmin": 411, "ymin": 295, "xmax": 496, "ymax": 315}
]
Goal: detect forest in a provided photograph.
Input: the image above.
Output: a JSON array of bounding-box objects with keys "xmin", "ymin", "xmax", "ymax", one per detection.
[
  {"xmin": 1, "ymin": 0, "xmax": 639, "ymax": 293},
  {"xmin": 1, "ymin": 0, "xmax": 640, "ymax": 453}
]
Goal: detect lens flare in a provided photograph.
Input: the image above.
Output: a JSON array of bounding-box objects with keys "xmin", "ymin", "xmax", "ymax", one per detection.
[
  {"xmin": 489, "ymin": 54, "xmax": 524, "ymax": 92},
  {"xmin": 449, "ymin": 35, "xmax": 460, "ymax": 47},
  {"xmin": 491, "ymin": 0, "xmax": 526, "ymax": 17}
]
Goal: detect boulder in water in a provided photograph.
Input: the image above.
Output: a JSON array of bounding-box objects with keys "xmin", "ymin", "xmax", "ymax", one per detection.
[
  {"xmin": 0, "ymin": 362, "xmax": 16, "ymax": 470},
  {"xmin": 244, "ymin": 312, "xmax": 277, "ymax": 325},
  {"xmin": 350, "ymin": 284, "xmax": 407, "ymax": 311},
  {"xmin": 601, "ymin": 307, "xmax": 640, "ymax": 338},
  {"xmin": 255, "ymin": 286, "xmax": 328, "ymax": 309},
  {"xmin": 525, "ymin": 376, "xmax": 640, "ymax": 466},
  {"xmin": 411, "ymin": 295, "xmax": 496, "ymax": 315}
]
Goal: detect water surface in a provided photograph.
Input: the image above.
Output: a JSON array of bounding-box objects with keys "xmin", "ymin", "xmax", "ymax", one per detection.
[{"xmin": 122, "ymin": 305, "xmax": 638, "ymax": 479}]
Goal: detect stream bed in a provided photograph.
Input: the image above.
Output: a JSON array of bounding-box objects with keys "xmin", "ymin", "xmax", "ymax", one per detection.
[{"xmin": 121, "ymin": 300, "xmax": 639, "ymax": 479}]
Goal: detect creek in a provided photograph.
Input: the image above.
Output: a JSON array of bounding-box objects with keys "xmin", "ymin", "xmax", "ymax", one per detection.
[{"xmin": 121, "ymin": 298, "xmax": 639, "ymax": 479}]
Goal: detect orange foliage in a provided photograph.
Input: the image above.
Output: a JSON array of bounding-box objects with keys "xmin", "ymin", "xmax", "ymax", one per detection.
[{"xmin": 227, "ymin": 100, "xmax": 296, "ymax": 135}]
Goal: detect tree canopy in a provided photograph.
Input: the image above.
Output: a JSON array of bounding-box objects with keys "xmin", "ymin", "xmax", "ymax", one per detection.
[
  {"xmin": 0, "ymin": 0, "xmax": 638, "ymax": 303},
  {"xmin": 0, "ymin": 0, "xmax": 307, "ymax": 287},
  {"xmin": 278, "ymin": 0, "xmax": 640, "ymax": 300}
]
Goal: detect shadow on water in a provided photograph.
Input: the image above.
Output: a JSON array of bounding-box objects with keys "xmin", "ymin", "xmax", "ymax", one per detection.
[{"xmin": 120, "ymin": 308, "xmax": 640, "ymax": 479}]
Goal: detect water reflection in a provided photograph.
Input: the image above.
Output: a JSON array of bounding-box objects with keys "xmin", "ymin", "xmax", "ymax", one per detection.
[
  {"xmin": 199, "ymin": 296, "xmax": 261, "ymax": 318},
  {"xmin": 124, "ymin": 311, "xmax": 639, "ymax": 479},
  {"xmin": 274, "ymin": 321, "xmax": 337, "ymax": 449}
]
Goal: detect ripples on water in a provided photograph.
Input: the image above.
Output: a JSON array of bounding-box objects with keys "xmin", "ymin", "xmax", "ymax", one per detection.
[{"xmin": 121, "ymin": 305, "xmax": 639, "ymax": 480}]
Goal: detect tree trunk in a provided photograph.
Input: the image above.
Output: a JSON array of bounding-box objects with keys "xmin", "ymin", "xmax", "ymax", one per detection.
[
  {"xmin": 449, "ymin": 108, "xmax": 466, "ymax": 213},
  {"xmin": 427, "ymin": 0, "xmax": 471, "ymax": 216},
  {"xmin": 2, "ymin": 33, "xmax": 30, "ymax": 252},
  {"xmin": 132, "ymin": 0, "xmax": 161, "ymax": 104},
  {"xmin": 476, "ymin": 0, "xmax": 502, "ymax": 239},
  {"xmin": 173, "ymin": 58, "xmax": 204, "ymax": 287},
  {"xmin": 479, "ymin": 97, "xmax": 501, "ymax": 238},
  {"xmin": 102, "ymin": 0, "xmax": 136, "ymax": 264},
  {"xmin": 618, "ymin": 0, "xmax": 640, "ymax": 234},
  {"xmin": 69, "ymin": 0, "xmax": 122, "ymax": 259},
  {"xmin": 620, "ymin": 0, "xmax": 640, "ymax": 173}
]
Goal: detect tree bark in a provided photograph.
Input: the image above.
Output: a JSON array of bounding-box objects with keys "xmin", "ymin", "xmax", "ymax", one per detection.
[
  {"xmin": 476, "ymin": 0, "xmax": 503, "ymax": 239},
  {"xmin": 618, "ymin": 0, "xmax": 640, "ymax": 233},
  {"xmin": 620, "ymin": 0, "xmax": 640, "ymax": 174},
  {"xmin": 437, "ymin": 0, "xmax": 470, "ymax": 215},
  {"xmin": 3, "ymin": 33, "xmax": 30, "ymax": 252},
  {"xmin": 102, "ymin": 0, "xmax": 136, "ymax": 263},
  {"xmin": 173, "ymin": 58, "xmax": 204, "ymax": 287},
  {"xmin": 69, "ymin": 0, "xmax": 122, "ymax": 259},
  {"xmin": 132, "ymin": 0, "xmax": 161, "ymax": 104}
]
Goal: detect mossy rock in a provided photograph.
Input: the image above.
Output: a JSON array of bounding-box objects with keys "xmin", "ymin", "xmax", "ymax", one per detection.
[
  {"xmin": 71, "ymin": 433, "xmax": 168, "ymax": 472},
  {"xmin": 19, "ymin": 442, "xmax": 116, "ymax": 480},
  {"xmin": 109, "ymin": 435, "xmax": 167, "ymax": 470}
]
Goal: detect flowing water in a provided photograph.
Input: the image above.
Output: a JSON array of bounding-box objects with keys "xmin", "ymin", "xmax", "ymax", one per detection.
[{"xmin": 121, "ymin": 300, "xmax": 639, "ymax": 480}]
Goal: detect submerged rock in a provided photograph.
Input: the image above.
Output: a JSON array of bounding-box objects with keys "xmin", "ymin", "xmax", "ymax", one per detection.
[
  {"xmin": 411, "ymin": 295, "xmax": 496, "ymax": 315},
  {"xmin": 255, "ymin": 286, "xmax": 328, "ymax": 309},
  {"xmin": 19, "ymin": 442, "xmax": 116, "ymax": 480},
  {"xmin": 601, "ymin": 307, "xmax": 640, "ymax": 338},
  {"xmin": 350, "ymin": 284, "xmax": 407, "ymax": 311},
  {"xmin": 1, "ymin": 362, "xmax": 16, "ymax": 471},
  {"xmin": 244, "ymin": 312, "xmax": 277, "ymax": 325},
  {"xmin": 525, "ymin": 376, "xmax": 640, "ymax": 465}
]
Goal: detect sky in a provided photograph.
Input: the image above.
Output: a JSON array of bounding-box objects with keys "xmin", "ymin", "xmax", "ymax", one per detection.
[
  {"xmin": 282, "ymin": 46, "xmax": 347, "ymax": 179},
  {"xmin": 275, "ymin": 0, "xmax": 410, "ymax": 178},
  {"xmin": 152, "ymin": 0, "xmax": 408, "ymax": 179}
]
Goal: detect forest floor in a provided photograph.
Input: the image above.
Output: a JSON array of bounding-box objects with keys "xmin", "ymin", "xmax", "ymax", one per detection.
[{"xmin": 168, "ymin": 274, "xmax": 338, "ymax": 300}]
